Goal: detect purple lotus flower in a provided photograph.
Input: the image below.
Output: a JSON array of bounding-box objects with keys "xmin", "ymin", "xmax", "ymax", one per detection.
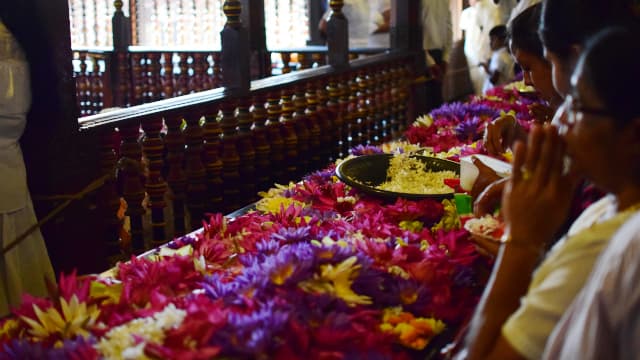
[
  {"xmin": 455, "ymin": 116, "xmax": 481, "ymax": 141},
  {"xmin": 350, "ymin": 144, "xmax": 384, "ymax": 156},
  {"xmin": 270, "ymin": 226, "xmax": 312, "ymax": 244}
]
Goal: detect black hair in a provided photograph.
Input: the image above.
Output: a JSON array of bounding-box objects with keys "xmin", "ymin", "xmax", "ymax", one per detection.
[
  {"xmin": 489, "ymin": 25, "xmax": 507, "ymax": 40},
  {"xmin": 539, "ymin": 0, "xmax": 636, "ymax": 59},
  {"xmin": 578, "ymin": 25, "xmax": 640, "ymax": 127},
  {"xmin": 507, "ymin": 3, "xmax": 544, "ymax": 58}
]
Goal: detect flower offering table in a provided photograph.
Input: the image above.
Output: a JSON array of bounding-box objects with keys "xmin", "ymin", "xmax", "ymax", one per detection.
[{"xmin": 0, "ymin": 83, "xmax": 543, "ymax": 359}]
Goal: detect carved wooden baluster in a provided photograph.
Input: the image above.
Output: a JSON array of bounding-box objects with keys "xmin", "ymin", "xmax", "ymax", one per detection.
[
  {"xmin": 266, "ymin": 92, "xmax": 286, "ymax": 184},
  {"xmin": 312, "ymin": 52, "xmax": 325, "ymax": 68},
  {"xmin": 119, "ymin": 123, "xmax": 146, "ymax": 253},
  {"xmin": 90, "ymin": 56, "xmax": 104, "ymax": 114},
  {"xmin": 220, "ymin": 100, "xmax": 241, "ymax": 212},
  {"xmin": 184, "ymin": 113, "xmax": 207, "ymax": 230},
  {"xmin": 326, "ymin": 77, "xmax": 343, "ymax": 160},
  {"xmin": 131, "ymin": 53, "xmax": 144, "ymax": 105},
  {"xmin": 200, "ymin": 53, "xmax": 213, "ymax": 91},
  {"xmin": 280, "ymin": 88, "xmax": 298, "ymax": 177},
  {"xmin": 141, "ymin": 119, "xmax": 167, "ymax": 246},
  {"xmin": 162, "ymin": 52, "xmax": 174, "ymax": 99},
  {"xmin": 148, "ymin": 53, "xmax": 162, "ymax": 101},
  {"xmin": 389, "ymin": 64, "xmax": 401, "ymax": 138},
  {"xmin": 397, "ymin": 62, "xmax": 410, "ymax": 133},
  {"xmin": 281, "ymin": 52, "xmax": 292, "ymax": 74},
  {"xmin": 347, "ymin": 73, "xmax": 361, "ymax": 150},
  {"xmin": 292, "ymin": 84, "xmax": 311, "ymax": 177},
  {"xmin": 178, "ymin": 52, "xmax": 190, "ymax": 95},
  {"xmin": 191, "ymin": 53, "xmax": 206, "ymax": 92},
  {"xmin": 77, "ymin": 52, "xmax": 89, "ymax": 116},
  {"xmin": 251, "ymin": 94, "xmax": 271, "ymax": 191},
  {"xmin": 141, "ymin": 55, "xmax": 151, "ymax": 104},
  {"xmin": 372, "ymin": 66, "xmax": 387, "ymax": 143},
  {"xmin": 298, "ymin": 53, "xmax": 312, "ymax": 70},
  {"xmin": 314, "ymin": 79, "xmax": 333, "ymax": 165},
  {"xmin": 363, "ymin": 69, "xmax": 377, "ymax": 145},
  {"xmin": 236, "ymin": 97, "xmax": 257, "ymax": 204},
  {"xmin": 382, "ymin": 64, "xmax": 394, "ymax": 141},
  {"xmin": 212, "ymin": 52, "xmax": 222, "ymax": 88},
  {"xmin": 115, "ymin": 51, "xmax": 130, "ymax": 107},
  {"xmin": 165, "ymin": 115, "xmax": 187, "ymax": 236},
  {"xmin": 304, "ymin": 82, "xmax": 322, "ymax": 170},
  {"xmin": 338, "ymin": 74, "xmax": 351, "ymax": 157},
  {"xmin": 98, "ymin": 129, "xmax": 124, "ymax": 262},
  {"xmin": 203, "ymin": 107, "xmax": 224, "ymax": 211},
  {"xmin": 356, "ymin": 71, "xmax": 371, "ymax": 146}
]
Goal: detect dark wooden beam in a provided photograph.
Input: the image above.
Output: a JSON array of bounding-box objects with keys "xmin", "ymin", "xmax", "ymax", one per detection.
[
  {"xmin": 221, "ymin": 0, "xmax": 251, "ymax": 96},
  {"xmin": 240, "ymin": 0, "xmax": 270, "ymax": 79},
  {"xmin": 391, "ymin": 0, "xmax": 428, "ymax": 118},
  {"xmin": 307, "ymin": 0, "xmax": 327, "ymax": 45}
]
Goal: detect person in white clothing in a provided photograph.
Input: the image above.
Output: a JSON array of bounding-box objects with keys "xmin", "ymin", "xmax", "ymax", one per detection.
[
  {"xmin": 542, "ymin": 26, "xmax": 640, "ymax": 360},
  {"xmin": 480, "ymin": 25, "xmax": 515, "ymax": 93},
  {"xmin": 319, "ymin": 0, "xmax": 390, "ymax": 48},
  {"xmin": 0, "ymin": 19, "xmax": 55, "ymax": 317},
  {"xmin": 421, "ymin": 0, "xmax": 453, "ymax": 106},
  {"xmin": 459, "ymin": 0, "xmax": 503, "ymax": 94}
]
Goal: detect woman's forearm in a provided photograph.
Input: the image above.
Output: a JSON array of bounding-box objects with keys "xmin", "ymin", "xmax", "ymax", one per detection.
[{"xmin": 464, "ymin": 243, "xmax": 542, "ymax": 359}]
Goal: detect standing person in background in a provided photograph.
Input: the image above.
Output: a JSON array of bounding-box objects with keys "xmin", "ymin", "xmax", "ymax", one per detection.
[
  {"xmin": 480, "ymin": 25, "xmax": 515, "ymax": 94},
  {"xmin": 459, "ymin": 0, "xmax": 503, "ymax": 95},
  {"xmin": 422, "ymin": 0, "xmax": 453, "ymax": 107},
  {"xmin": 0, "ymin": 18, "xmax": 55, "ymax": 317},
  {"xmin": 318, "ymin": 0, "xmax": 390, "ymax": 49}
]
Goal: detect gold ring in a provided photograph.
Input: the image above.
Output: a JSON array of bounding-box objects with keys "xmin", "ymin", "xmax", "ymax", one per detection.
[{"xmin": 521, "ymin": 167, "xmax": 531, "ymax": 181}]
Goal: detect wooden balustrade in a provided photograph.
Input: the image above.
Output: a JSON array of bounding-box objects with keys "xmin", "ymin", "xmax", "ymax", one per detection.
[
  {"xmin": 78, "ymin": 52, "xmax": 417, "ymax": 260},
  {"xmin": 72, "ymin": 47, "xmax": 387, "ymax": 115}
]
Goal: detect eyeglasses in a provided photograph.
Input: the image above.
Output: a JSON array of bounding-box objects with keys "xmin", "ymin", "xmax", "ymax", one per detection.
[{"xmin": 564, "ymin": 94, "xmax": 615, "ymax": 126}]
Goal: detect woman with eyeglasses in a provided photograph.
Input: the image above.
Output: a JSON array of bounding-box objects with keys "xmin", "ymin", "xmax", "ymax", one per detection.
[
  {"xmin": 542, "ymin": 26, "xmax": 640, "ymax": 359},
  {"xmin": 459, "ymin": 1, "xmax": 639, "ymax": 359}
]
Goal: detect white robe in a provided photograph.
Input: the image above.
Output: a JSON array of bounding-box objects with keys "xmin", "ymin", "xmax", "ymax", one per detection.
[{"xmin": 0, "ymin": 20, "xmax": 55, "ymax": 317}]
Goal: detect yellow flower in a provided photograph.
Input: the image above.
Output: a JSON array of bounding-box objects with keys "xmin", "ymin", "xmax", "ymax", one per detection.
[
  {"xmin": 0, "ymin": 318, "xmax": 20, "ymax": 340},
  {"xmin": 388, "ymin": 265, "xmax": 411, "ymax": 280},
  {"xmin": 21, "ymin": 295, "xmax": 100, "ymax": 341},
  {"xmin": 415, "ymin": 114, "xmax": 434, "ymax": 128},
  {"xmin": 299, "ymin": 256, "xmax": 372, "ymax": 306},
  {"xmin": 270, "ymin": 263, "xmax": 295, "ymax": 285},
  {"xmin": 90, "ymin": 280, "xmax": 122, "ymax": 305},
  {"xmin": 432, "ymin": 199, "xmax": 460, "ymax": 232},
  {"xmin": 399, "ymin": 220, "xmax": 423, "ymax": 232},
  {"xmin": 380, "ymin": 307, "xmax": 446, "ymax": 350},
  {"xmin": 255, "ymin": 196, "xmax": 305, "ymax": 215}
]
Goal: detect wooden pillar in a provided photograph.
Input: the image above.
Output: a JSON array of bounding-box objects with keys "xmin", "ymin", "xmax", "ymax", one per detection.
[
  {"xmin": 326, "ymin": 0, "xmax": 349, "ymax": 68},
  {"xmin": 112, "ymin": 0, "xmax": 132, "ymax": 107},
  {"xmin": 307, "ymin": 0, "xmax": 326, "ymax": 45},
  {"xmin": 221, "ymin": 0, "xmax": 250, "ymax": 96},
  {"xmin": 390, "ymin": 0, "xmax": 427, "ymax": 120},
  {"xmin": 240, "ymin": 0, "xmax": 271, "ymax": 79}
]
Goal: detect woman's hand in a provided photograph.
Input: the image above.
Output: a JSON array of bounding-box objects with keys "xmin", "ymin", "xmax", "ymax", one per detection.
[
  {"xmin": 470, "ymin": 157, "xmax": 502, "ymax": 199},
  {"xmin": 483, "ymin": 114, "xmax": 527, "ymax": 156},
  {"xmin": 528, "ymin": 103, "xmax": 555, "ymax": 124},
  {"xmin": 501, "ymin": 125, "xmax": 580, "ymax": 248},
  {"xmin": 473, "ymin": 177, "xmax": 508, "ymax": 217}
]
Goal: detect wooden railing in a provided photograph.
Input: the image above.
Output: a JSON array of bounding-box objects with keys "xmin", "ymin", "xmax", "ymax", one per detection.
[
  {"xmin": 78, "ymin": 51, "xmax": 417, "ymax": 264},
  {"xmin": 73, "ymin": 46, "xmax": 388, "ymax": 116}
]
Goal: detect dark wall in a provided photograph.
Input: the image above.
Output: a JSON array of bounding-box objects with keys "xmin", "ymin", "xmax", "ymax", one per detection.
[{"xmin": 1, "ymin": 0, "xmax": 105, "ymax": 274}]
